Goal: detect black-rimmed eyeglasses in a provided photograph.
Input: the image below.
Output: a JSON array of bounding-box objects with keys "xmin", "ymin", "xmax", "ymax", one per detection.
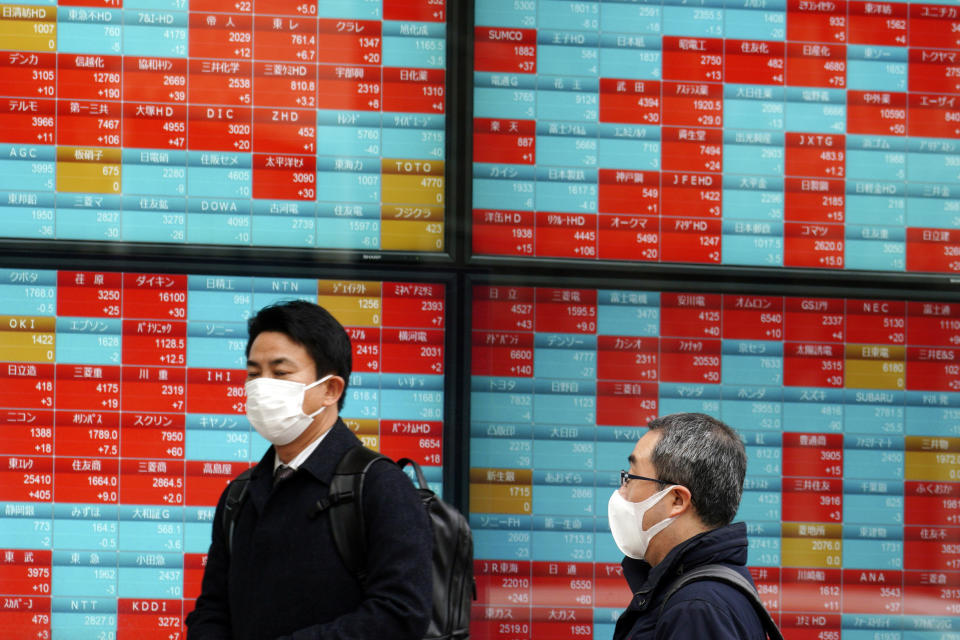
[{"xmin": 620, "ymin": 470, "xmax": 674, "ymax": 488}]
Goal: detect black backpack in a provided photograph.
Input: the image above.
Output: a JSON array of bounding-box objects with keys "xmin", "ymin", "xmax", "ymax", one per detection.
[
  {"xmin": 222, "ymin": 446, "xmax": 475, "ymax": 640},
  {"xmin": 659, "ymin": 564, "xmax": 784, "ymax": 640}
]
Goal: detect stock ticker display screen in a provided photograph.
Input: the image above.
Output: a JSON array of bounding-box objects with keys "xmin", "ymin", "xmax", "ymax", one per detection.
[
  {"xmin": 470, "ymin": 285, "xmax": 959, "ymax": 639},
  {"xmin": 472, "ymin": 0, "xmax": 960, "ymax": 272},
  {"xmin": 0, "ymin": 0, "xmax": 446, "ymax": 252},
  {"xmin": 0, "ymin": 268, "xmax": 446, "ymax": 638}
]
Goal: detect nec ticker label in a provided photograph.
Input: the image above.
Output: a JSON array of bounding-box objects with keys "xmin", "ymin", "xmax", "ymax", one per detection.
[
  {"xmin": 0, "ymin": 0, "xmax": 446, "ymax": 252},
  {"xmin": 472, "ymin": 1, "xmax": 960, "ymax": 273},
  {"xmin": 470, "ymin": 284, "xmax": 960, "ymax": 640},
  {"xmin": 0, "ymin": 268, "xmax": 446, "ymax": 639}
]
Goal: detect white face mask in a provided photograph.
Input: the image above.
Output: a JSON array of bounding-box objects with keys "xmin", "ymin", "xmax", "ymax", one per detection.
[
  {"xmin": 607, "ymin": 485, "xmax": 678, "ymax": 561},
  {"xmin": 245, "ymin": 374, "xmax": 333, "ymax": 446}
]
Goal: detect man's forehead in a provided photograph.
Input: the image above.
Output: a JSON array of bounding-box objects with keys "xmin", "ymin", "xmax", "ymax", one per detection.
[{"xmin": 630, "ymin": 429, "xmax": 659, "ymax": 465}]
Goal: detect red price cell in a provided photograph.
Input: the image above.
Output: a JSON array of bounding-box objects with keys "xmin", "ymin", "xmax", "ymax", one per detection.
[
  {"xmin": 660, "ymin": 217, "xmax": 722, "ymax": 264},
  {"xmin": 909, "ymin": 3, "xmax": 960, "ymax": 48},
  {"xmin": 0, "ymin": 408, "xmax": 53, "ymax": 457},
  {"xmin": 256, "ymin": 0, "xmax": 319, "ymax": 17},
  {"xmin": 188, "ymin": 13, "xmax": 253, "ymax": 60},
  {"xmin": 531, "ymin": 562, "xmax": 594, "ymax": 606},
  {"xmin": 910, "ymin": 48, "xmax": 960, "ymax": 94},
  {"xmin": 661, "ymin": 171, "xmax": 720, "ymax": 218},
  {"xmin": 662, "ymin": 81, "xmax": 723, "ymax": 128},
  {"xmin": 122, "ymin": 367, "xmax": 187, "ymax": 413},
  {"xmin": 122, "ymin": 320, "xmax": 186, "ymax": 367},
  {"xmin": 470, "ymin": 605, "xmax": 531, "ymax": 640},
  {"xmin": 846, "ymin": 91, "xmax": 906, "ymax": 136},
  {"xmin": 905, "ymin": 481, "xmax": 960, "ymax": 526},
  {"xmin": 472, "ymin": 332, "xmax": 534, "ymax": 377},
  {"xmin": 187, "ymin": 60, "xmax": 252, "ymax": 107},
  {"xmin": 54, "ymin": 456, "xmax": 119, "ymax": 504},
  {"xmin": 473, "ymin": 209, "xmax": 536, "ymax": 257},
  {"xmin": 907, "ymin": 227, "xmax": 960, "ymax": 272},
  {"xmin": 662, "ymin": 36, "xmax": 723, "ymax": 82},
  {"xmin": 598, "ymin": 214, "xmax": 660, "ymax": 261},
  {"xmin": 316, "ymin": 64, "xmax": 381, "ymax": 111},
  {"xmin": 118, "ymin": 599, "xmax": 182, "ymax": 640},
  {"xmin": 907, "ymin": 300, "xmax": 960, "ymax": 346},
  {"xmin": 0, "ymin": 363, "xmax": 54, "ymax": 413},
  {"xmin": 725, "ymin": 40, "xmax": 785, "ymax": 85},
  {"xmin": 531, "ymin": 606, "xmax": 593, "ymax": 640},
  {"xmin": 382, "ymin": 282, "xmax": 445, "ymax": 328},
  {"xmin": 254, "ymin": 62, "xmax": 317, "ymax": 109},
  {"xmin": 781, "ymin": 568, "xmax": 842, "ymax": 614},
  {"xmin": 383, "ymin": 67, "xmax": 445, "ymax": 114},
  {"xmin": 904, "ymin": 570, "xmax": 960, "ymax": 615},
  {"xmin": 785, "ymin": 297, "xmax": 845, "ymax": 343},
  {"xmin": 842, "ymin": 569, "xmax": 903, "ymax": 614},
  {"xmin": 903, "ymin": 525, "xmax": 960, "ymax": 570},
  {"xmin": 0, "ymin": 52, "xmax": 56, "ymax": 99},
  {"xmin": 384, "ymin": 0, "xmax": 445, "ymax": 21},
  {"xmin": 379, "ymin": 420, "xmax": 442, "ymax": 466},
  {"xmin": 347, "ymin": 327, "xmax": 382, "ymax": 374},
  {"xmin": 784, "ymin": 221, "xmax": 845, "ymax": 268},
  {"xmin": 53, "ymin": 409, "xmax": 119, "ymax": 458},
  {"xmin": 750, "ymin": 567, "xmax": 781, "ymax": 613},
  {"xmin": 0, "ymin": 549, "xmax": 51, "ymax": 596},
  {"xmin": 380, "ymin": 329, "xmax": 443, "ymax": 374},
  {"xmin": 849, "ymin": 0, "xmax": 907, "ymax": 45},
  {"xmin": 186, "ymin": 460, "xmax": 246, "ymax": 507},
  {"xmin": 472, "ymin": 286, "xmax": 535, "ymax": 332},
  {"xmin": 0, "ymin": 596, "xmax": 50, "ymax": 638},
  {"xmin": 660, "ymin": 292, "xmax": 722, "ymax": 338},
  {"xmin": 123, "ymin": 57, "xmax": 188, "ymax": 104},
  {"xmin": 597, "ymin": 336, "xmax": 659, "ymax": 381},
  {"xmin": 317, "ymin": 19, "xmax": 382, "ymax": 65},
  {"xmin": 474, "ymin": 118, "xmax": 535, "ymax": 165},
  {"xmin": 595, "ymin": 562, "xmax": 630, "ymax": 608},
  {"xmin": 57, "ymin": 53, "xmax": 121, "ymax": 101},
  {"xmin": 787, "ymin": 0, "xmax": 848, "ymax": 43},
  {"xmin": 183, "ymin": 553, "xmax": 206, "ymax": 603},
  {"xmin": 784, "ymin": 177, "xmax": 844, "ymax": 224},
  {"xmin": 55, "ymin": 365, "xmax": 121, "ymax": 413},
  {"xmin": 186, "ymin": 369, "xmax": 246, "ymax": 415},
  {"xmin": 782, "ymin": 433, "xmax": 844, "ymax": 476},
  {"xmin": 188, "ymin": 105, "xmax": 251, "ymax": 153},
  {"xmin": 659, "ymin": 338, "xmax": 721, "ymax": 384},
  {"xmin": 783, "ymin": 342, "xmax": 844, "ymax": 387},
  {"xmin": 596, "ymin": 381, "xmax": 658, "ymax": 427},
  {"xmin": 845, "ymin": 298, "xmax": 906, "ymax": 344},
  {"xmin": 475, "ymin": 26, "xmax": 536, "ymax": 73},
  {"xmin": 252, "ymin": 153, "xmax": 317, "ymax": 200},
  {"xmin": 253, "ymin": 15, "xmax": 317, "ymax": 63},
  {"xmin": 907, "ymin": 347, "xmax": 960, "ymax": 391},
  {"xmin": 57, "ymin": 99, "xmax": 121, "ymax": 147},
  {"xmin": 120, "ymin": 413, "xmax": 186, "ymax": 460},
  {"xmin": 599, "ymin": 169, "xmax": 659, "ymax": 214},
  {"xmin": 474, "ymin": 560, "xmax": 531, "ymax": 606},
  {"xmin": 253, "ymin": 107, "xmax": 316, "ymax": 153},
  {"xmin": 122, "ymin": 273, "xmax": 187, "ymax": 320},
  {"xmin": 534, "ymin": 288, "xmax": 598, "ymax": 334},
  {"xmin": 188, "ymin": 0, "xmax": 248, "ymax": 10},
  {"xmin": 0, "ymin": 99, "xmax": 55, "ymax": 145},
  {"xmin": 598, "ymin": 78, "xmax": 660, "ymax": 124},
  {"xmin": 534, "ymin": 211, "xmax": 598, "ymax": 260},
  {"xmin": 123, "ymin": 103, "xmax": 187, "ymax": 150},
  {"xmin": 785, "ymin": 133, "xmax": 845, "ymax": 179},
  {"xmin": 782, "ymin": 477, "xmax": 843, "ymax": 521},
  {"xmin": 661, "ymin": 127, "xmax": 723, "ymax": 173},
  {"xmin": 908, "ymin": 93, "xmax": 960, "ymax": 139},
  {"xmin": 787, "ymin": 42, "xmax": 846, "ymax": 88},
  {"xmin": 0, "ymin": 456, "xmax": 52, "ymax": 501},
  {"xmin": 723, "ymin": 295, "xmax": 783, "ymax": 341},
  {"xmin": 120, "ymin": 459, "xmax": 185, "ymax": 506}
]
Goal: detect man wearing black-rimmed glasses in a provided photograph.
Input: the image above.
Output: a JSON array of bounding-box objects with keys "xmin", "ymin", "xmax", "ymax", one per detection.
[{"xmin": 609, "ymin": 412, "xmax": 769, "ymax": 640}]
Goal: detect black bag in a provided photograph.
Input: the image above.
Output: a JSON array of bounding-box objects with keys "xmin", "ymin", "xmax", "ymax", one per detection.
[
  {"xmin": 223, "ymin": 446, "xmax": 476, "ymax": 640},
  {"xmin": 659, "ymin": 564, "xmax": 784, "ymax": 640}
]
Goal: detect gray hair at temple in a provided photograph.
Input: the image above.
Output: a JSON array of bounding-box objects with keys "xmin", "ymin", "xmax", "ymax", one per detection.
[{"xmin": 647, "ymin": 413, "xmax": 747, "ymax": 529}]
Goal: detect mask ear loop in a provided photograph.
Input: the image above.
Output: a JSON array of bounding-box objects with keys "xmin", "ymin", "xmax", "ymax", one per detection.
[{"xmin": 304, "ymin": 374, "xmax": 335, "ymax": 418}]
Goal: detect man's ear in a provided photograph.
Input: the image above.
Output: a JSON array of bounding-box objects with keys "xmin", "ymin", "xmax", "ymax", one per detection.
[
  {"xmin": 322, "ymin": 375, "xmax": 346, "ymax": 407},
  {"xmin": 667, "ymin": 485, "xmax": 693, "ymax": 518}
]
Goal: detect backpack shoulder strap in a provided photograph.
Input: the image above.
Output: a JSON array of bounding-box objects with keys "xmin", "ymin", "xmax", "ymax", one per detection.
[
  {"xmin": 223, "ymin": 466, "xmax": 255, "ymax": 556},
  {"xmin": 314, "ymin": 445, "xmax": 390, "ymax": 583},
  {"xmin": 659, "ymin": 564, "xmax": 784, "ymax": 640}
]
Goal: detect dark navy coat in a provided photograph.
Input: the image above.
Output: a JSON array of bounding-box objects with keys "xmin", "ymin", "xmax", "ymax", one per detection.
[
  {"xmin": 185, "ymin": 419, "xmax": 433, "ymax": 640},
  {"xmin": 613, "ymin": 522, "xmax": 766, "ymax": 640}
]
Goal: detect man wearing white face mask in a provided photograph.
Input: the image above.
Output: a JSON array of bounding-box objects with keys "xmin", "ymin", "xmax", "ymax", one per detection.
[
  {"xmin": 186, "ymin": 300, "xmax": 433, "ymax": 640},
  {"xmin": 609, "ymin": 413, "xmax": 769, "ymax": 640}
]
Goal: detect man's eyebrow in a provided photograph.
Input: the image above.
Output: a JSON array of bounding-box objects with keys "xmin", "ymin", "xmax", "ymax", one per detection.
[
  {"xmin": 628, "ymin": 454, "xmax": 635, "ymax": 465},
  {"xmin": 246, "ymin": 357, "xmax": 296, "ymax": 367}
]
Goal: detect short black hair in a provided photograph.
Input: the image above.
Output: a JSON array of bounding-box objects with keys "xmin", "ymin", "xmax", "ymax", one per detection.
[
  {"xmin": 647, "ymin": 413, "xmax": 746, "ymax": 529},
  {"xmin": 246, "ymin": 300, "xmax": 352, "ymax": 410}
]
